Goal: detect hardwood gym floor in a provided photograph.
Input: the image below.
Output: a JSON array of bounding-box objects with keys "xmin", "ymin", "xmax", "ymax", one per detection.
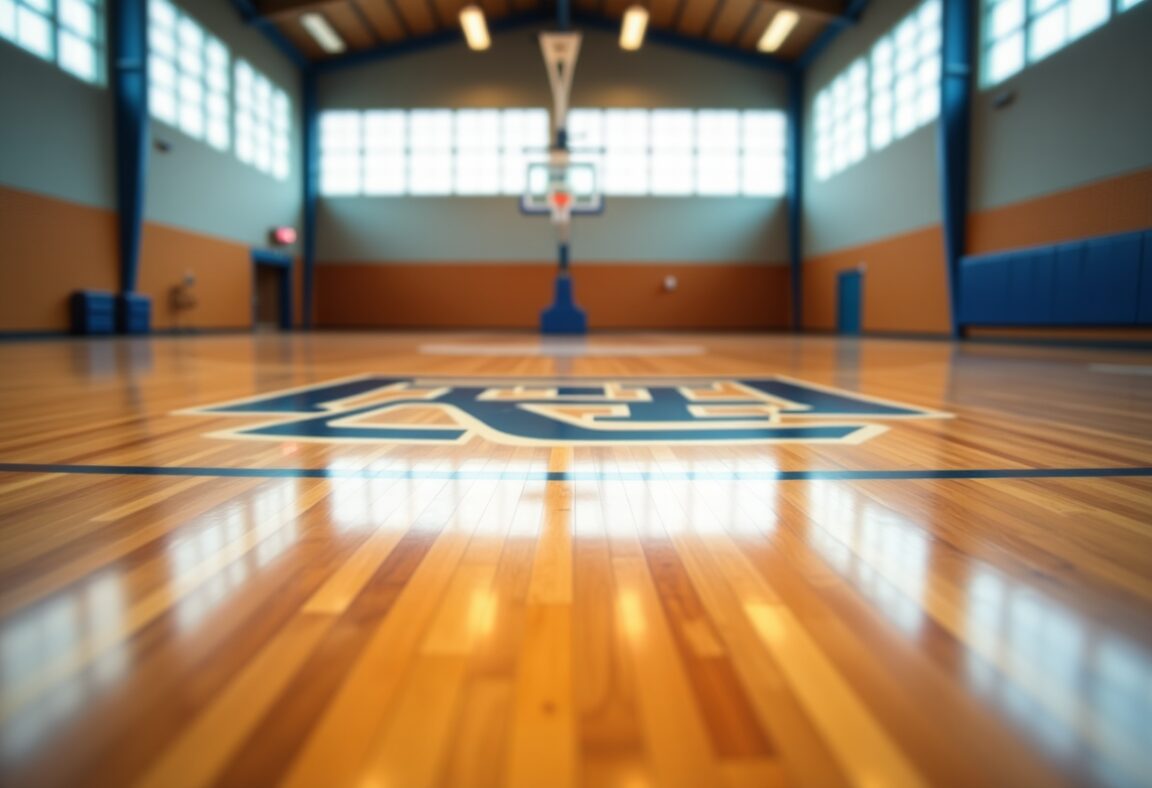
[{"xmin": 0, "ymin": 332, "xmax": 1149, "ymax": 787}]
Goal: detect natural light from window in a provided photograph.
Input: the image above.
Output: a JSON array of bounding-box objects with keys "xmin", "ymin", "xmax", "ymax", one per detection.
[
  {"xmin": 0, "ymin": 0, "xmax": 104, "ymax": 84},
  {"xmin": 148, "ymin": 0, "xmax": 229, "ymax": 150},
  {"xmin": 320, "ymin": 107, "xmax": 786, "ymax": 198},
  {"xmin": 982, "ymin": 0, "xmax": 1141, "ymax": 87},
  {"xmin": 235, "ymin": 59, "xmax": 291, "ymax": 180}
]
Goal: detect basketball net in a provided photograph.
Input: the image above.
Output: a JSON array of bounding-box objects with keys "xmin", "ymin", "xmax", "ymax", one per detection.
[{"xmin": 550, "ymin": 190, "xmax": 572, "ymax": 230}]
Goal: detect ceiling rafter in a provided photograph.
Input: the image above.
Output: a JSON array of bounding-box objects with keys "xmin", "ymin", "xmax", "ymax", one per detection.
[
  {"xmin": 255, "ymin": 0, "xmax": 348, "ymax": 18},
  {"xmin": 255, "ymin": 0, "xmax": 848, "ymax": 19},
  {"xmin": 771, "ymin": 0, "xmax": 848, "ymax": 18},
  {"xmin": 248, "ymin": 0, "xmax": 856, "ymax": 63}
]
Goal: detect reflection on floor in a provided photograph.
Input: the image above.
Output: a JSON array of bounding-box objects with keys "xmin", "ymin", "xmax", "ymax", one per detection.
[{"xmin": 0, "ymin": 332, "xmax": 1149, "ymax": 786}]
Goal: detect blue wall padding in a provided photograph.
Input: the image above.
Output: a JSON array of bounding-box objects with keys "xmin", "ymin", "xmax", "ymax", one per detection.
[
  {"xmin": 1080, "ymin": 233, "xmax": 1142, "ymax": 323},
  {"xmin": 1139, "ymin": 230, "xmax": 1152, "ymax": 323},
  {"xmin": 70, "ymin": 291, "xmax": 117, "ymax": 335},
  {"xmin": 1052, "ymin": 243, "xmax": 1084, "ymax": 323},
  {"xmin": 117, "ymin": 292, "xmax": 152, "ymax": 334},
  {"xmin": 958, "ymin": 229, "xmax": 1151, "ymax": 327},
  {"xmin": 959, "ymin": 255, "xmax": 1008, "ymax": 324}
]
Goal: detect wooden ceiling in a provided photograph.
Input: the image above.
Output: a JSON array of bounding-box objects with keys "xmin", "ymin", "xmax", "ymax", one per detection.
[{"xmin": 252, "ymin": 0, "xmax": 853, "ymax": 64}]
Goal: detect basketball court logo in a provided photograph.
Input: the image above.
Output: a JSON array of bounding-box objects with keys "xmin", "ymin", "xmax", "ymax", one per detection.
[{"xmin": 177, "ymin": 376, "xmax": 951, "ymax": 446}]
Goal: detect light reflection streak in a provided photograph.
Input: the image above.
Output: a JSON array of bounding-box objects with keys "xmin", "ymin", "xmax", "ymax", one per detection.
[
  {"xmin": 801, "ymin": 481, "xmax": 1152, "ymax": 785},
  {"xmin": 805, "ymin": 481, "xmax": 928, "ymax": 637},
  {"xmin": 618, "ymin": 591, "xmax": 645, "ymax": 642},
  {"xmin": 467, "ymin": 589, "xmax": 497, "ymax": 641},
  {"xmin": 0, "ymin": 573, "xmax": 127, "ymax": 759},
  {"xmin": 964, "ymin": 566, "xmax": 1152, "ymax": 786},
  {"xmin": 168, "ymin": 480, "xmax": 300, "ymax": 633}
]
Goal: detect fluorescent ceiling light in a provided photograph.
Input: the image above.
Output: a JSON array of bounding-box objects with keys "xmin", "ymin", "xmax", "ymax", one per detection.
[
  {"xmin": 459, "ymin": 5, "xmax": 491, "ymax": 51},
  {"xmin": 758, "ymin": 9, "xmax": 800, "ymax": 53},
  {"xmin": 620, "ymin": 5, "xmax": 649, "ymax": 51},
  {"xmin": 301, "ymin": 12, "xmax": 346, "ymax": 54}
]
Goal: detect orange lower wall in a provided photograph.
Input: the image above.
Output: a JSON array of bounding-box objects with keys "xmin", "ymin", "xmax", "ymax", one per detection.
[
  {"xmin": 0, "ymin": 184, "xmax": 288, "ymax": 332},
  {"xmin": 803, "ymin": 225, "xmax": 951, "ymax": 335},
  {"xmin": 138, "ymin": 223, "xmax": 254, "ymax": 331},
  {"xmin": 315, "ymin": 263, "xmax": 790, "ymax": 330},
  {"xmin": 968, "ymin": 168, "xmax": 1152, "ymax": 253},
  {"xmin": 0, "ymin": 186, "xmax": 119, "ymax": 331},
  {"xmin": 803, "ymin": 168, "xmax": 1152, "ymax": 336}
]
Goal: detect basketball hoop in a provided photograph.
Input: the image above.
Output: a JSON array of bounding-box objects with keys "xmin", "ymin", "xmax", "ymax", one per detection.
[{"xmin": 549, "ymin": 190, "xmax": 572, "ymax": 225}]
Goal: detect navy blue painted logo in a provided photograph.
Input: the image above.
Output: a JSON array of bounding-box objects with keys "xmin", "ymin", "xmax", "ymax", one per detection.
[{"xmin": 178, "ymin": 376, "xmax": 950, "ymax": 446}]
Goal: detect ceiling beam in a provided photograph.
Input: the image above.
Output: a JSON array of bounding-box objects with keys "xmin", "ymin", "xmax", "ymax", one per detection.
[
  {"xmin": 770, "ymin": 0, "xmax": 848, "ymax": 19},
  {"xmin": 254, "ymin": 0, "xmax": 345, "ymax": 19},
  {"xmin": 252, "ymin": 0, "xmax": 850, "ymax": 22}
]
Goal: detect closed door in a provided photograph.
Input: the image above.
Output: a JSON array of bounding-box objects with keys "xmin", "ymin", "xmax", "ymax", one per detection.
[
  {"xmin": 255, "ymin": 265, "xmax": 283, "ymax": 331},
  {"xmin": 837, "ymin": 270, "xmax": 863, "ymax": 335}
]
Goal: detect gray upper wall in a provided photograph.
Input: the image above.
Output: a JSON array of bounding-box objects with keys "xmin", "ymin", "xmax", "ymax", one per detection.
[
  {"xmin": 316, "ymin": 25, "xmax": 789, "ymax": 264},
  {"xmin": 145, "ymin": 1, "xmax": 303, "ymax": 247},
  {"xmin": 970, "ymin": 1, "xmax": 1152, "ymax": 212},
  {"xmin": 0, "ymin": 42, "xmax": 115, "ymax": 208},
  {"xmin": 803, "ymin": 0, "xmax": 1152, "ymax": 256},
  {"xmin": 0, "ymin": 2, "xmax": 302, "ymax": 248},
  {"xmin": 802, "ymin": 0, "xmax": 940, "ymax": 257}
]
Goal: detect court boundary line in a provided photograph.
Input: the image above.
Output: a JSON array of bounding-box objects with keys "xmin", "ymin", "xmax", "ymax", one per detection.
[{"xmin": 1, "ymin": 462, "xmax": 1150, "ymax": 482}]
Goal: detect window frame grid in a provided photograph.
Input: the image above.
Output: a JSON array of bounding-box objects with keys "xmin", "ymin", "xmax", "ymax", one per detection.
[
  {"xmin": 148, "ymin": 0, "xmax": 230, "ymax": 151},
  {"xmin": 870, "ymin": 0, "xmax": 941, "ymax": 153},
  {"xmin": 0, "ymin": 0, "xmax": 105, "ymax": 85},
  {"xmin": 319, "ymin": 107, "xmax": 551, "ymax": 198},
  {"xmin": 318, "ymin": 107, "xmax": 786, "ymax": 199},
  {"xmin": 981, "ymin": 0, "xmax": 1134, "ymax": 87},
  {"xmin": 234, "ymin": 57, "xmax": 292, "ymax": 181},
  {"xmin": 814, "ymin": 58, "xmax": 868, "ymax": 182}
]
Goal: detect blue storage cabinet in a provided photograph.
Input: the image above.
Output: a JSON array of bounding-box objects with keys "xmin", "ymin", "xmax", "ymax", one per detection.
[
  {"xmin": 118, "ymin": 292, "xmax": 152, "ymax": 334},
  {"xmin": 70, "ymin": 291, "xmax": 116, "ymax": 335}
]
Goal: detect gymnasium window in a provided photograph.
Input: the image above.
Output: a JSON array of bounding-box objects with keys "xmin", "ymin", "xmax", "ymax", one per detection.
[
  {"xmin": 568, "ymin": 107, "xmax": 786, "ymax": 197},
  {"xmin": 319, "ymin": 107, "xmax": 782, "ymax": 198},
  {"xmin": 741, "ymin": 111, "xmax": 786, "ymax": 196},
  {"xmin": 650, "ymin": 109, "xmax": 694, "ymax": 195},
  {"xmin": 0, "ymin": 0, "xmax": 104, "ymax": 84},
  {"xmin": 235, "ymin": 59, "xmax": 291, "ymax": 180},
  {"xmin": 362, "ymin": 110, "xmax": 406, "ymax": 195},
  {"xmin": 318, "ymin": 108, "xmax": 550, "ymax": 197},
  {"xmin": 814, "ymin": 0, "xmax": 943, "ymax": 181},
  {"xmin": 320, "ymin": 111, "xmax": 361, "ymax": 196},
  {"xmin": 601, "ymin": 109, "xmax": 650, "ymax": 195},
  {"xmin": 500, "ymin": 109, "xmax": 549, "ymax": 195},
  {"xmin": 148, "ymin": 0, "xmax": 229, "ymax": 151},
  {"xmin": 870, "ymin": 0, "xmax": 941, "ymax": 152},
  {"xmin": 408, "ymin": 110, "xmax": 454, "ymax": 195},
  {"xmin": 982, "ymin": 0, "xmax": 1142, "ymax": 87},
  {"xmin": 814, "ymin": 59, "xmax": 867, "ymax": 181}
]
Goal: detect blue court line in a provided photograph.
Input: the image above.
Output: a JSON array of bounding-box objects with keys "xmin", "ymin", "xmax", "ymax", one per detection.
[{"xmin": 1, "ymin": 462, "xmax": 1151, "ymax": 483}]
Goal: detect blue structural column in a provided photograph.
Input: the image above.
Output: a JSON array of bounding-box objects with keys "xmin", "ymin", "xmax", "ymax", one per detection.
[
  {"xmin": 787, "ymin": 68, "xmax": 804, "ymax": 332},
  {"xmin": 113, "ymin": 0, "xmax": 149, "ymax": 314},
  {"xmin": 301, "ymin": 70, "xmax": 318, "ymax": 329},
  {"xmin": 938, "ymin": 0, "xmax": 973, "ymax": 338},
  {"xmin": 790, "ymin": 1, "xmax": 868, "ymax": 333},
  {"xmin": 539, "ymin": 0, "xmax": 587, "ymax": 334}
]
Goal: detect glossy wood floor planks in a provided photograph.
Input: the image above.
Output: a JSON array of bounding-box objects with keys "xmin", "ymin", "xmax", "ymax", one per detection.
[{"xmin": 0, "ymin": 332, "xmax": 1150, "ymax": 787}]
